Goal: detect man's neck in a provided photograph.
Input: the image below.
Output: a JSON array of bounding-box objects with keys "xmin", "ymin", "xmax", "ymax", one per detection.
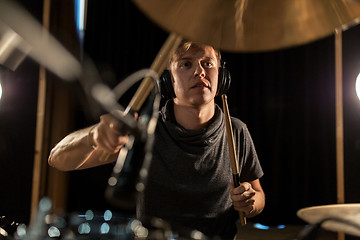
[{"xmin": 173, "ymin": 101, "xmax": 215, "ymax": 130}]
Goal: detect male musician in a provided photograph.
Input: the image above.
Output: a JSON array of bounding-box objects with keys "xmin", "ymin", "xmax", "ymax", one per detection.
[{"xmin": 48, "ymin": 41, "xmax": 265, "ymax": 239}]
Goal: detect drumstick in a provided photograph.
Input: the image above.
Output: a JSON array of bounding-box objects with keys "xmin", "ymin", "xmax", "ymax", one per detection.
[{"xmin": 221, "ymin": 94, "xmax": 247, "ymax": 226}]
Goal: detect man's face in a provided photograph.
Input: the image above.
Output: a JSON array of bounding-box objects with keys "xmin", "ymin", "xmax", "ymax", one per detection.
[{"xmin": 169, "ymin": 46, "xmax": 219, "ymax": 107}]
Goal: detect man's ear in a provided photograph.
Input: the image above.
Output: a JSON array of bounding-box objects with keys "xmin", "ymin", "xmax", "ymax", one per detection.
[{"xmin": 159, "ymin": 69, "xmax": 176, "ymax": 99}]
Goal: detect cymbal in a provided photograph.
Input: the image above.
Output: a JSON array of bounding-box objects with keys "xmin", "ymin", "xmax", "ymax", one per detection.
[
  {"xmin": 297, "ymin": 204, "xmax": 360, "ymax": 237},
  {"xmin": 133, "ymin": 0, "xmax": 360, "ymax": 52}
]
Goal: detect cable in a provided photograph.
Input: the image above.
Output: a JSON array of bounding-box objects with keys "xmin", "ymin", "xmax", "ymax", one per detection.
[{"xmin": 112, "ymin": 68, "xmax": 158, "ymax": 101}]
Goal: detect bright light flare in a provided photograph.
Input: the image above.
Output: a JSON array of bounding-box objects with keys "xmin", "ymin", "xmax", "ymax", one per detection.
[{"xmin": 356, "ymin": 72, "xmax": 360, "ymax": 102}]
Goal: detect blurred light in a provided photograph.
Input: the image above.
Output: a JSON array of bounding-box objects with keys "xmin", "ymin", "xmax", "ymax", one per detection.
[
  {"xmin": 277, "ymin": 225, "xmax": 286, "ymax": 229},
  {"xmin": 74, "ymin": 0, "xmax": 86, "ymax": 51},
  {"xmin": 74, "ymin": 0, "xmax": 85, "ymax": 32},
  {"xmin": 253, "ymin": 223, "xmax": 270, "ymax": 230},
  {"xmin": 100, "ymin": 223, "xmax": 110, "ymax": 234},
  {"xmin": 39, "ymin": 197, "xmax": 52, "ymax": 212},
  {"xmin": 190, "ymin": 230, "xmax": 205, "ymax": 240},
  {"xmin": 104, "ymin": 210, "xmax": 112, "ymax": 221},
  {"xmin": 0, "ymin": 227, "xmax": 8, "ymax": 237},
  {"xmin": 108, "ymin": 176, "xmax": 117, "ymax": 186},
  {"xmin": 356, "ymin": 72, "xmax": 360, "ymax": 101},
  {"xmin": 85, "ymin": 210, "xmax": 94, "ymax": 220},
  {"xmin": 16, "ymin": 224, "xmax": 27, "ymax": 238},
  {"xmin": 136, "ymin": 182, "xmax": 145, "ymax": 192},
  {"xmin": 48, "ymin": 226, "xmax": 60, "ymax": 237},
  {"xmin": 78, "ymin": 223, "xmax": 91, "ymax": 234},
  {"xmin": 253, "ymin": 223, "xmax": 287, "ymax": 230},
  {"xmin": 130, "ymin": 220, "xmax": 148, "ymax": 238}
]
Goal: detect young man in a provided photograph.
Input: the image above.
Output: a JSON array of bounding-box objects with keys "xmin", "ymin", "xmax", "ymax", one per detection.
[{"xmin": 48, "ymin": 41, "xmax": 265, "ymax": 239}]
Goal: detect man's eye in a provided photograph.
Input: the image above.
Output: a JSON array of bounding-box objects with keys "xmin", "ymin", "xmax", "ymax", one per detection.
[
  {"xmin": 180, "ymin": 62, "xmax": 191, "ymax": 68},
  {"xmin": 204, "ymin": 62, "xmax": 214, "ymax": 68}
]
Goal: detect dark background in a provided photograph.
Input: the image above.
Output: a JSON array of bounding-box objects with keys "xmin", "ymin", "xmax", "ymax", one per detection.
[{"xmin": 0, "ymin": 0, "xmax": 360, "ymax": 236}]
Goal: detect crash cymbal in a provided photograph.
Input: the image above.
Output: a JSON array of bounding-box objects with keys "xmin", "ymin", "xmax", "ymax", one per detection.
[
  {"xmin": 133, "ymin": 0, "xmax": 360, "ymax": 52},
  {"xmin": 297, "ymin": 204, "xmax": 360, "ymax": 237}
]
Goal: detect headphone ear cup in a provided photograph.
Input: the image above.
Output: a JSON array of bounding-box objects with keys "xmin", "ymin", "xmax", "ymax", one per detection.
[
  {"xmin": 160, "ymin": 70, "xmax": 176, "ymax": 99},
  {"xmin": 217, "ymin": 67, "xmax": 231, "ymax": 96}
]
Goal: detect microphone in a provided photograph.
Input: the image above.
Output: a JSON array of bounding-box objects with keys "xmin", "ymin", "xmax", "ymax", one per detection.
[
  {"xmin": 105, "ymin": 89, "xmax": 160, "ymax": 213},
  {"xmin": 105, "ymin": 131, "xmax": 149, "ymax": 212}
]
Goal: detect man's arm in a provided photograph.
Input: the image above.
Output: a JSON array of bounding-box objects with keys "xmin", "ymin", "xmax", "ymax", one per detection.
[{"xmin": 48, "ymin": 113, "xmax": 129, "ymax": 171}]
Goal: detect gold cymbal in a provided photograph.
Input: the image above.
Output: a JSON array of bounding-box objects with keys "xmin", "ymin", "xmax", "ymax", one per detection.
[
  {"xmin": 297, "ymin": 204, "xmax": 360, "ymax": 236},
  {"xmin": 133, "ymin": 0, "xmax": 360, "ymax": 52}
]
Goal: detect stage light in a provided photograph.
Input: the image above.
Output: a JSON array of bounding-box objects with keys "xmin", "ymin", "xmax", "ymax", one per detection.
[
  {"xmin": 74, "ymin": 0, "xmax": 86, "ymax": 32},
  {"xmin": 356, "ymin": 72, "xmax": 360, "ymax": 101}
]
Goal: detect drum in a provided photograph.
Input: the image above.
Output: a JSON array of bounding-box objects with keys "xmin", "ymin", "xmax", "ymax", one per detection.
[
  {"xmin": 10, "ymin": 198, "xmax": 207, "ymax": 239},
  {"xmin": 12, "ymin": 210, "xmax": 144, "ymax": 240},
  {"xmin": 11, "ymin": 210, "xmax": 208, "ymax": 240}
]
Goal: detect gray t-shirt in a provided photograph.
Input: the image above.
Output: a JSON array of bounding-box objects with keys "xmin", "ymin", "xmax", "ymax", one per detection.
[{"xmin": 137, "ymin": 101, "xmax": 263, "ymax": 239}]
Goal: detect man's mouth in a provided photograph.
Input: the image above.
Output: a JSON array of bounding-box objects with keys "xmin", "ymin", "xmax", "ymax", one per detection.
[{"xmin": 192, "ymin": 81, "xmax": 209, "ymax": 89}]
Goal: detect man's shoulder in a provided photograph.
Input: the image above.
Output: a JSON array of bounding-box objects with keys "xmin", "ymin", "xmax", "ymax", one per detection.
[{"xmin": 230, "ymin": 117, "xmax": 247, "ymax": 130}]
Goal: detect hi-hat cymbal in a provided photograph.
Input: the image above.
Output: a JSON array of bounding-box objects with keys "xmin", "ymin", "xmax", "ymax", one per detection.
[
  {"xmin": 133, "ymin": 0, "xmax": 360, "ymax": 52},
  {"xmin": 297, "ymin": 204, "xmax": 360, "ymax": 237}
]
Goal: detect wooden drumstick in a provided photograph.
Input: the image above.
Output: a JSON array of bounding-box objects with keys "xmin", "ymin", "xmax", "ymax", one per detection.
[{"xmin": 221, "ymin": 94, "xmax": 247, "ymax": 226}]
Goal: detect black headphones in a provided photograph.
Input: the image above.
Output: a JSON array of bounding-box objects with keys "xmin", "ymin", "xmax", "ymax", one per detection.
[{"xmin": 159, "ymin": 61, "xmax": 231, "ymax": 99}]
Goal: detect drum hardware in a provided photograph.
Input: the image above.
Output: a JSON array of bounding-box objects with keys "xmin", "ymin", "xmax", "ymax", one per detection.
[{"xmin": 0, "ymin": 0, "xmax": 82, "ymax": 81}]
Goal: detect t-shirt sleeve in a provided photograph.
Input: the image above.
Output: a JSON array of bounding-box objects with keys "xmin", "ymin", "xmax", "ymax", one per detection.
[{"xmin": 231, "ymin": 118, "xmax": 264, "ymax": 182}]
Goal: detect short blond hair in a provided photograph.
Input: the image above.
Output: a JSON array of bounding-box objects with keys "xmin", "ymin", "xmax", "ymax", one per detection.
[{"xmin": 169, "ymin": 40, "xmax": 221, "ymax": 66}]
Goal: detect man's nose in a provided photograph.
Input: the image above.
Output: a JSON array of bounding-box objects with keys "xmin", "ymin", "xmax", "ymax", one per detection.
[{"xmin": 194, "ymin": 64, "xmax": 205, "ymax": 78}]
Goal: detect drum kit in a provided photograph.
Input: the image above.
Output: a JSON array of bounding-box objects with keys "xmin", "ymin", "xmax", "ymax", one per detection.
[{"xmin": 2, "ymin": 0, "xmax": 360, "ymax": 239}]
